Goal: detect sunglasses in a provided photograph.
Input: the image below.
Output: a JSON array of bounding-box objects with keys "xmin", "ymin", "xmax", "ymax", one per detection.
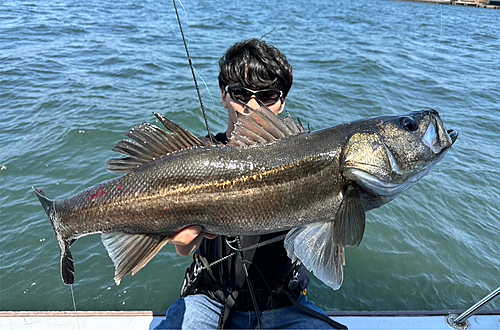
[{"xmin": 225, "ymin": 86, "xmax": 283, "ymax": 106}]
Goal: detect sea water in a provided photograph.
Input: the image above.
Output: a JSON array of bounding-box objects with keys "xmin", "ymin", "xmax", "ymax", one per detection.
[{"xmin": 1, "ymin": 0, "xmax": 499, "ymax": 313}]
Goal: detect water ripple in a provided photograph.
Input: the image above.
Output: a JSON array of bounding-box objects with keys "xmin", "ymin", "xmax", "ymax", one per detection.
[{"xmin": 2, "ymin": 0, "xmax": 499, "ymax": 313}]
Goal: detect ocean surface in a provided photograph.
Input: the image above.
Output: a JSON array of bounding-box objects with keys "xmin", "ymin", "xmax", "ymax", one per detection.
[{"xmin": 1, "ymin": 0, "xmax": 499, "ymax": 314}]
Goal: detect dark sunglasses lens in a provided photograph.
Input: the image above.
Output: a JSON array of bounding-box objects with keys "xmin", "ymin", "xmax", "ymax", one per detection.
[
  {"xmin": 231, "ymin": 88, "xmax": 252, "ymax": 103},
  {"xmin": 229, "ymin": 87, "xmax": 281, "ymax": 105},
  {"xmin": 257, "ymin": 91, "xmax": 280, "ymax": 105}
]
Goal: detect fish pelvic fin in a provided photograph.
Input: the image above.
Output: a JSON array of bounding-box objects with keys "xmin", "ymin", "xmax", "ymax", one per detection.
[
  {"xmin": 283, "ymin": 185, "xmax": 366, "ymax": 290},
  {"xmin": 101, "ymin": 232, "xmax": 173, "ymax": 285},
  {"xmin": 107, "ymin": 113, "xmax": 207, "ymax": 174},
  {"xmin": 228, "ymin": 105, "xmax": 308, "ymax": 147},
  {"xmin": 334, "ymin": 185, "xmax": 366, "ymax": 248},
  {"xmin": 285, "ymin": 222, "xmax": 345, "ymax": 290},
  {"xmin": 34, "ymin": 188, "xmax": 75, "ymax": 285}
]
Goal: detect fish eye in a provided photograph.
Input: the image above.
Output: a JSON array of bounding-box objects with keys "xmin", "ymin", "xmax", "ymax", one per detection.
[{"xmin": 400, "ymin": 116, "xmax": 418, "ymax": 131}]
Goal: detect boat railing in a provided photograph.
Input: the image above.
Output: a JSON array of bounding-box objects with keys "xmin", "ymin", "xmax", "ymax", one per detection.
[{"xmin": 447, "ymin": 286, "xmax": 500, "ymax": 329}]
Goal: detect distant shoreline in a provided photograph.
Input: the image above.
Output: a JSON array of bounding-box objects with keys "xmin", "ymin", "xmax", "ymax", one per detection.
[
  {"xmin": 389, "ymin": 0, "xmax": 452, "ymax": 3},
  {"xmin": 387, "ymin": 0, "xmax": 500, "ymax": 8}
]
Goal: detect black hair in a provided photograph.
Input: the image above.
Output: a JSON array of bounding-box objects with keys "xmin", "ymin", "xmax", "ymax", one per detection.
[{"xmin": 218, "ymin": 39, "xmax": 293, "ymax": 98}]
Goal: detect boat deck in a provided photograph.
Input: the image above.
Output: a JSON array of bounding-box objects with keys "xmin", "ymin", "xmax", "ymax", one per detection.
[{"xmin": 2, "ymin": 310, "xmax": 499, "ymax": 329}]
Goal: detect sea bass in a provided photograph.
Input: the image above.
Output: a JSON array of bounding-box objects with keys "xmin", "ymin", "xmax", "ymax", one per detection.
[{"xmin": 35, "ymin": 107, "xmax": 457, "ymax": 289}]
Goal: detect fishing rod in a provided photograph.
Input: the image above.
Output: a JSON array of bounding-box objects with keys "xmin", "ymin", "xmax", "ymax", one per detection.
[
  {"xmin": 234, "ymin": 236, "xmax": 264, "ymax": 330},
  {"xmin": 172, "ymin": 0, "xmax": 214, "ymax": 142},
  {"xmin": 171, "ymin": 2, "xmax": 264, "ymax": 328}
]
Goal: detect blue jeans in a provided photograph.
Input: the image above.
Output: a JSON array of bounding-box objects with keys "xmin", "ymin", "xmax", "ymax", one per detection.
[{"xmin": 154, "ymin": 293, "xmax": 338, "ymax": 329}]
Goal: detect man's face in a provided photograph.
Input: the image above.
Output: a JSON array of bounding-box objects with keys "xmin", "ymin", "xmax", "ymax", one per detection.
[{"xmin": 222, "ymin": 86, "xmax": 285, "ymax": 126}]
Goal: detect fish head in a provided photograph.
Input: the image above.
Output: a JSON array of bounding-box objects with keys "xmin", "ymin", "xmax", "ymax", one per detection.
[{"xmin": 341, "ymin": 109, "xmax": 458, "ymax": 197}]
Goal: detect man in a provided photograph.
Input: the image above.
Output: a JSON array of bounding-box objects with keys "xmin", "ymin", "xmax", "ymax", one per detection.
[{"xmin": 156, "ymin": 39, "xmax": 341, "ymax": 329}]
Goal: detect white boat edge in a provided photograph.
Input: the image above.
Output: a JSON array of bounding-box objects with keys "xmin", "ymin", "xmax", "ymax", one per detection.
[{"xmin": 1, "ymin": 310, "xmax": 499, "ymax": 329}]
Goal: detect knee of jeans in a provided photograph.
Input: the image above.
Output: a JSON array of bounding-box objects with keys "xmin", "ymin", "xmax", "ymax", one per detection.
[
  {"xmin": 298, "ymin": 294, "xmax": 327, "ymax": 316},
  {"xmin": 184, "ymin": 294, "xmax": 223, "ymax": 313},
  {"xmin": 157, "ymin": 298, "xmax": 186, "ymax": 329},
  {"xmin": 169, "ymin": 298, "xmax": 187, "ymax": 315},
  {"xmin": 160, "ymin": 295, "xmax": 224, "ymax": 329}
]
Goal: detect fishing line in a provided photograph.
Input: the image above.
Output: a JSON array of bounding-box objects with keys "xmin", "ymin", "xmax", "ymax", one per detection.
[
  {"xmin": 172, "ymin": 0, "xmax": 215, "ymax": 142},
  {"xmin": 175, "ymin": 0, "xmax": 219, "ymax": 132},
  {"xmin": 176, "ymin": 0, "xmax": 189, "ymax": 47},
  {"xmin": 70, "ymin": 284, "xmax": 81, "ymax": 330},
  {"xmin": 412, "ymin": 1, "xmax": 444, "ymax": 110},
  {"xmin": 193, "ymin": 66, "xmax": 219, "ymax": 126},
  {"xmin": 259, "ymin": 27, "xmax": 278, "ymax": 40}
]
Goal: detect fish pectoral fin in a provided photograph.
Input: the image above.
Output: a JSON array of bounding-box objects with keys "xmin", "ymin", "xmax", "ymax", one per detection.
[
  {"xmin": 284, "ymin": 223, "xmax": 345, "ymax": 290},
  {"xmin": 101, "ymin": 232, "xmax": 173, "ymax": 285},
  {"xmin": 334, "ymin": 185, "xmax": 366, "ymax": 248}
]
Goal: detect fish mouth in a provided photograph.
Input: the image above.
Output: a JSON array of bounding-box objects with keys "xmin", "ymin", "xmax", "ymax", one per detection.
[
  {"xmin": 448, "ymin": 129, "xmax": 458, "ymax": 144},
  {"xmin": 424, "ymin": 111, "xmax": 458, "ymax": 154}
]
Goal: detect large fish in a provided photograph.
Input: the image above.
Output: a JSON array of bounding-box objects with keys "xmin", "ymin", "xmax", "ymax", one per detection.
[{"xmin": 35, "ymin": 107, "xmax": 457, "ymax": 289}]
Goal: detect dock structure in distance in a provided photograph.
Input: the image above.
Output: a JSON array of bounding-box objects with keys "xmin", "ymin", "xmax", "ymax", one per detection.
[{"xmin": 391, "ymin": 0, "xmax": 500, "ymax": 9}]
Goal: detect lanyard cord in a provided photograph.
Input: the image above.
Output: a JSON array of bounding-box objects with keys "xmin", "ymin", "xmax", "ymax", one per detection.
[
  {"xmin": 190, "ymin": 234, "xmax": 287, "ymax": 329},
  {"xmin": 209, "ymin": 233, "xmax": 287, "ymax": 269},
  {"xmin": 225, "ymin": 234, "xmax": 287, "ymax": 253},
  {"xmin": 235, "ymin": 236, "xmax": 264, "ymax": 329},
  {"xmin": 192, "ymin": 233, "xmax": 288, "ymax": 278}
]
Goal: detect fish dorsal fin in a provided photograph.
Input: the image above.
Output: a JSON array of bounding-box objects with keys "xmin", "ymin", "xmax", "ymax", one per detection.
[
  {"xmin": 101, "ymin": 232, "xmax": 173, "ymax": 285},
  {"xmin": 334, "ymin": 185, "xmax": 366, "ymax": 248},
  {"xmin": 285, "ymin": 223, "xmax": 345, "ymax": 290},
  {"xmin": 228, "ymin": 105, "xmax": 308, "ymax": 147},
  {"xmin": 107, "ymin": 112, "xmax": 206, "ymax": 174}
]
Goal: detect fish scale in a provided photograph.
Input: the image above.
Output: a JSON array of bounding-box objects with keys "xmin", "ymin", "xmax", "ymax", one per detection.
[{"xmin": 35, "ymin": 107, "xmax": 457, "ymax": 288}]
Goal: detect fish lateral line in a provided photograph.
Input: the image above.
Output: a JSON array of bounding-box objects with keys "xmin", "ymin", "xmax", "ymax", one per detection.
[{"xmin": 34, "ymin": 109, "xmax": 457, "ymax": 288}]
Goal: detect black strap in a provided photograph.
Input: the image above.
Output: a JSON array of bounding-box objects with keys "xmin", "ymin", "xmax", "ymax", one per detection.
[
  {"xmin": 218, "ymin": 290, "xmax": 238, "ymax": 330},
  {"xmin": 281, "ymin": 291, "xmax": 348, "ymax": 330}
]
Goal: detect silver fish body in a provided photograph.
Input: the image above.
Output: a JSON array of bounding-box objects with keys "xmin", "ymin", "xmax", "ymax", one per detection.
[{"xmin": 36, "ymin": 107, "xmax": 457, "ymax": 288}]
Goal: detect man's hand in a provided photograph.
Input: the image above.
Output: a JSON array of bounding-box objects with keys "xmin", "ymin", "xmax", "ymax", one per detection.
[{"xmin": 170, "ymin": 226, "xmax": 218, "ymax": 257}]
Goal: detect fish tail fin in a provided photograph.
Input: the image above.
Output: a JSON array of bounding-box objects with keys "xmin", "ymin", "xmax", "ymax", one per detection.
[
  {"xmin": 34, "ymin": 188, "xmax": 75, "ymax": 285},
  {"xmin": 285, "ymin": 222, "xmax": 345, "ymax": 290}
]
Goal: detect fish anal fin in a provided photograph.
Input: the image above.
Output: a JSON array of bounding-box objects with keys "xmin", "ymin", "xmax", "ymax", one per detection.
[
  {"xmin": 285, "ymin": 223, "xmax": 345, "ymax": 290},
  {"xmin": 101, "ymin": 232, "xmax": 173, "ymax": 285},
  {"xmin": 334, "ymin": 185, "xmax": 366, "ymax": 248}
]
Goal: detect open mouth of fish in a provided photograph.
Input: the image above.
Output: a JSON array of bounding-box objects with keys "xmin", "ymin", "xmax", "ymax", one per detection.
[
  {"xmin": 344, "ymin": 110, "xmax": 457, "ymax": 197},
  {"xmin": 424, "ymin": 110, "xmax": 458, "ymax": 154}
]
